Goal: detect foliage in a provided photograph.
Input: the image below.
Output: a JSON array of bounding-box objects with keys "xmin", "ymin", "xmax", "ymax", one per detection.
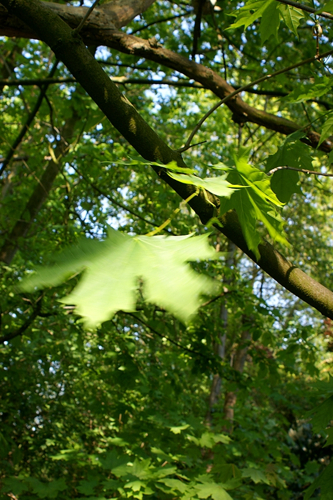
[
  {"xmin": 1, "ymin": 0, "xmax": 333, "ymax": 499},
  {"xmin": 20, "ymin": 230, "xmax": 219, "ymax": 327}
]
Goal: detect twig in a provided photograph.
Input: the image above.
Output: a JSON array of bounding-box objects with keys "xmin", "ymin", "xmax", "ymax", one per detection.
[
  {"xmin": 0, "ymin": 77, "xmax": 75, "ymax": 87},
  {"xmin": 0, "ymin": 297, "xmax": 43, "ymax": 344},
  {"xmin": 267, "ymin": 165, "xmax": 333, "ymax": 177},
  {"xmin": 1, "ymin": 77, "xmax": 331, "ymax": 109},
  {"xmin": 145, "ymin": 189, "xmax": 199, "ymax": 237},
  {"xmin": 71, "ymin": 164, "xmax": 171, "ymax": 232},
  {"xmin": 130, "ymin": 12, "xmax": 190, "ymax": 35},
  {"xmin": 74, "ymin": 0, "xmax": 101, "ymax": 33},
  {"xmin": 274, "ymin": 0, "xmax": 333, "ymax": 20},
  {"xmin": 0, "ymin": 59, "xmax": 60, "ymax": 176},
  {"xmin": 124, "ymin": 311, "xmax": 213, "ymax": 360},
  {"xmin": 178, "ymin": 48, "xmax": 333, "ymax": 152}
]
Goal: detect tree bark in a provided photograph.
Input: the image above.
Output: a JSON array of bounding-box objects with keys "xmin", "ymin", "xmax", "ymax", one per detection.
[
  {"xmin": 223, "ymin": 327, "xmax": 251, "ymax": 424},
  {"xmin": 206, "ymin": 240, "xmax": 235, "ymax": 426}
]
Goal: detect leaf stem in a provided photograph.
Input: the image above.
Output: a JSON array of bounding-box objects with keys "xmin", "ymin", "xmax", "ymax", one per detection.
[{"xmin": 145, "ymin": 189, "xmax": 199, "ymax": 236}]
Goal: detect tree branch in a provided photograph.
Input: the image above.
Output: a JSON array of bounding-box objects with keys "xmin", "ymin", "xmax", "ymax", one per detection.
[
  {"xmin": 124, "ymin": 311, "xmax": 213, "ymax": 360},
  {"xmin": 0, "ymin": 4, "xmax": 332, "ymax": 151},
  {"xmin": 0, "ymin": 297, "xmax": 42, "ymax": 344},
  {"xmin": 2, "ymin": 0, "xmax": 333, "ymax": 320},
  {"xmin": 267, "ymin": 165, "xmax": 333, "ymax": 177},
  {"xmin": 71, "ymin": 164, "xmax": 172, "ymax": 232},
  {"xmin": 0, "ymin": 59, "xmax": 59, "ymax": 176},
  {"xmin": 179, "ymin": 48, "xmax": 333, "ymax": 151}
]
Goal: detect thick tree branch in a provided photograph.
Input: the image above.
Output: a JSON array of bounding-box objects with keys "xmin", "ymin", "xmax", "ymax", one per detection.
[
  {"xmin": 0, "ymin": 5, "xmax": 331, "ymax": 152},
  {"xmin": 1, "ymin": 0, "xmax": 333, "ymax": 320},
  {"xmin": 0, "ymin": 0, "xmax": 156, "ymax": 35}
]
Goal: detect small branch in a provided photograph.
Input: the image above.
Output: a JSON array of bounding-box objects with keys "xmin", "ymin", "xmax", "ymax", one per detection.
[
  {"xmin": 0, "ymin": 297, "xmax": 42, "ymax": 344},
  {"xmin": 274, "ymin": 0, "xmax": 333, "ymax": 20},
  {"xmin": 145, "ymin": 189, "xmax": 199, "ymax": 237},
  {"xmin": 74, "ymin": 0, "xmax": 101, "ymax": 33},
  {"xmin": 124, "ymin": 311, "xmax": 213, "ymax": 360},
  {"xmin": 0, "ymin": 77, "xmax": 75, "ymax": 87},
  {"xmin": 179, "ymin": 48, "xmax": 333, "ymax": 152},
  {"xmin": 192, "ymin": 0, "xmax": 204, "ymax": 59},
  {"xmin": 0, "ymin": 59, "xmax": 60, "ymax": 176},
  {"xmin": 1, "ymin": 77, "xmax": 331, "ymax": 109},
  {"xmin": 71, "ymin": 164, "xmax": 171, "ymax": 232},
  {"xmin": 130, "ymin": 12, "xmax": 190, "ymax": 35},
  {"xmin": 97, "ymin": 61, "xmax": 151, "ymax": 71},
  {"xmin": 267, "ymin": 165, "xmax": 333, "ymax": 177}
]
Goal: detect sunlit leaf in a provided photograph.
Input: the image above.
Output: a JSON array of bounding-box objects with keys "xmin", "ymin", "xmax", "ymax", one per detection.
[
  {"xmin": 227, "ymin": 0, "xmax": 275, "ymax": 31},
  {"xmin": 168, "ymin": 171, "xmax": 238, "ymax": 198},
  {"xmin": 318, "ymin": 111, "xmax": 333, "ymax": 147},
  {"xmin": 278, "ymin": 4, "xmax": 304, "ymax": 36},
  {"xmin": 196, "ymin": 481, "xmax": 233, "ymax": 500},
  {"xmin": 20, "ymin": 228, "xmax": 219, "ymax": 327},
  {"xmin": 216, "ymin": 152, "xmax": 288, "ymax": 259}
]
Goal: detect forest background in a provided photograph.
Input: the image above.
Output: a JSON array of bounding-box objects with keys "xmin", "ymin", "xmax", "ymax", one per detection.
[{"xmin": 1, "ymin": 0, "xmax": 333, "ymax": 498}]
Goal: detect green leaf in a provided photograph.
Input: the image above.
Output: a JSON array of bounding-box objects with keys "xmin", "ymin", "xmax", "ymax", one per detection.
[
  {"xmin": 265, "ymin": 132, "xmax": 311, "ymax": 202},
  {"xmin": 270, "ymin": 169, "xmax": 301, "ymax": 204},
  {"xmin": 213, "ymin": 464, "xmax": 242, "ymax": 484},
  {"xmin": 196, "ymin": 482, "xmax": 233, "ymax": 500},
  {"xmin": 20, "ymin": 228, "xmax": 219, "ymax": 327},
  {"xmin": 131, "ymin": 458, "xmax": 152, "ymax": 480},
  {"xmin": 306, "ymin": 394, "xmax": 333, "ymax": 433},
  {"xmin": 170, "ymin": 424, "xmax": 190, "ymax": 434},
  {"xmin": 283, "ymin": 77, "xmax": 333, "ymax": 103},
  {"xmin": 324, "ymin": 427, "xmax": 333, "ymax": 447},
  {"xmin": 329, "ymin": 150, "xmax": 333, "ymax": 163},
  {"xmin": 318, "ymin": 111, "xmax": 333, "ymax": 147},
  {"xmin": 317, "ymin": 1, "xmax": 333, "ymax": 14},
  {"xmin": 260, "ymin": 1, "xmax": 281, "ymax": 43},
  {"xmin": 99, "ymin": 451, "xmax": 128, "ymax": 470},
  {"xmin": 157, "ymin": 478, "xmax": 189, "ymax": 494},
  {"xmin": 198, "ymin": 432, "xmax": 230, "ymax": 448},
  {"xmin": 25, "ymin": 478, "xmax": 67, "ymax": 499},
  {"xmin": 228, "ymin": 0, "xmax": 304, "ymax": 38},
  {"xmin": 304, "ymin": 460, "xmax": 333, "ymax": 500},
  {"xmin": 168, "ymin": 171, "xmax": 238, "ymax": 198},
  {"xmin": 1, "ymin": 477, "xmax": 28, "ymax": 495},
  {"xmin": 278, "ymin": 4, "xmax": 304, "ymax": 36},
  {"xmin": 241, "ymin": 468, "xmax": 270, "ymax": 484},
  {"xmin": 227, "ymin": 0, "xmax": 275, "ymax": 31},
  {"xmin": 118, "ymin": 158, "xmax": 195, "ymax": 175},
  {"xmin": 266, "ymin": 131, "xmax": 313, "ymax": 172},
  {"xmin": 217, "ymin": 154, "xmax": 288, "ymax": 259},
  {"xmin": 77, "ymin": 479, "xmax": 99, "ymax": 495}
]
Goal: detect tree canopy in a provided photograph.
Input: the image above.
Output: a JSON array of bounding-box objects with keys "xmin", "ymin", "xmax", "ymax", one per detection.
[{"xmin": 1, "ymin": 0, "xmax": 333, "ymax": 499}]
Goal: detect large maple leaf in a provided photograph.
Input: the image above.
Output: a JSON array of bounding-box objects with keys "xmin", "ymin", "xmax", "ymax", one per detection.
[{"xmin": 20, "ymin": 229, "xmax": 219, "ymax": 327}]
